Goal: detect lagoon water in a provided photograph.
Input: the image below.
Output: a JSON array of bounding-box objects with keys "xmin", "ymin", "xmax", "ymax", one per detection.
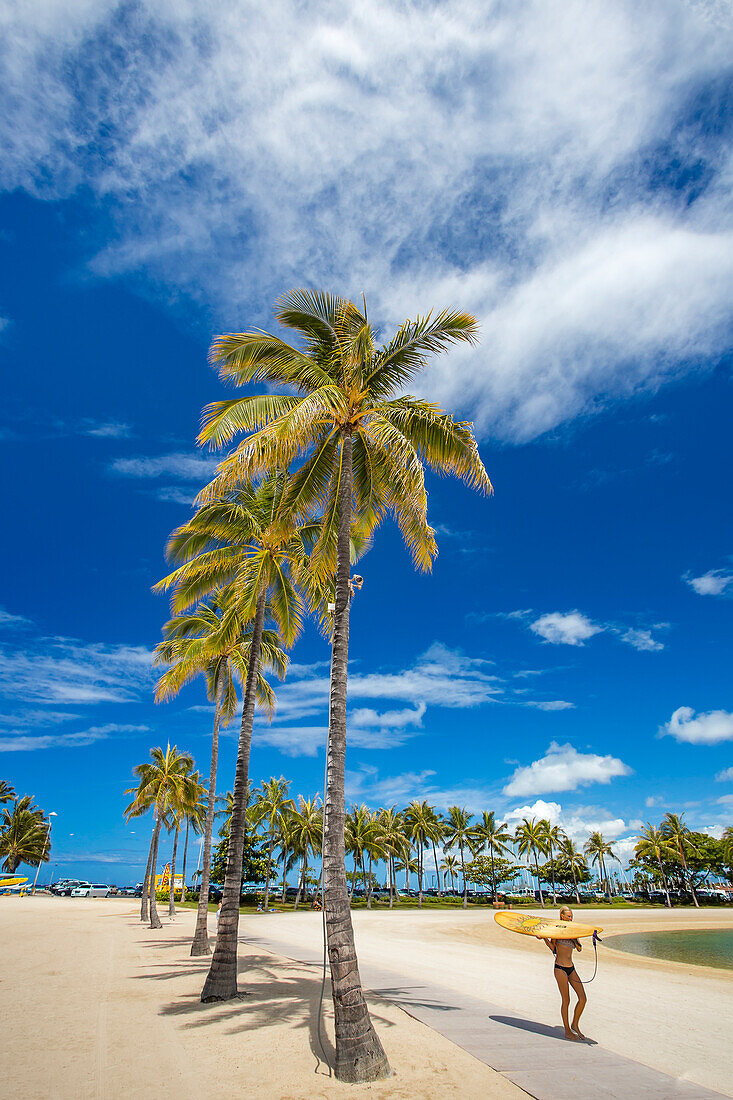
[{"xmin": 608, "ymin": 928, "xmax": 733, "ymax": 970}]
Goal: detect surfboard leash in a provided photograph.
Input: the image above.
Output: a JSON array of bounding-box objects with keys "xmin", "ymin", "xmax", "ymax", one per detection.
[{"xmin": 580, "ymin": 928, "xmax": 602, "ymax": 983}]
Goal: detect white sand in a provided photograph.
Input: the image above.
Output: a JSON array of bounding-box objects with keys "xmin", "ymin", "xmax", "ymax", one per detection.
[
  {"xmin": 0, "ymin": 897, "xmax": 522, "ymax": 1100},
  {"xmin": 252, "ymin": 905, "xmax": 733, "ymax": 1096}
]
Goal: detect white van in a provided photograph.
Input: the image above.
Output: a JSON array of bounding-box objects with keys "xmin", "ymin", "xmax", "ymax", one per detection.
[{"xmin": 71, "ymin": 883, "xmax": 109, "ymax": 897}]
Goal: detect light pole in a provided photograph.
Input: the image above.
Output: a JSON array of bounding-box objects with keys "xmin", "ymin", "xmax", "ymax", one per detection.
[{"xmin": 32, "ymin": 812, "xmax": 57, "ymax": 893}]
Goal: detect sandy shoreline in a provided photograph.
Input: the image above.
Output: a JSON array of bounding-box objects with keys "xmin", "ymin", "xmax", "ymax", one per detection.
[{"xmin": 0, "ymin": 897, "xmax": 521, "ymax": 1100}]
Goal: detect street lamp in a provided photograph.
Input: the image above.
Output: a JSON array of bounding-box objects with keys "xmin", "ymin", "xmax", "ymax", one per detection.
[{"xmin": 32, "ymin": 812, "xmax": 57, "ymax": 894}]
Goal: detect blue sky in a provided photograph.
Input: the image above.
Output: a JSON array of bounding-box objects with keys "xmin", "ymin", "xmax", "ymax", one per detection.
[{"xmin": 0, "ymin": 1, "xmax": 731, "ymax": 885}]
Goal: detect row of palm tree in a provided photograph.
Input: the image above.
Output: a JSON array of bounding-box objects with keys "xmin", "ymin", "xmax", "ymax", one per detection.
[
  {"xmin": 0, "ymin": 782, "xmax": 52, "ymax": 874},
  {"xmin": 144, "ymin": 289, "xmax": 490, "ymax": 1082},
  {"xmin": 632, "ymin": 813, "xmax": 730, "ymax": 908}
]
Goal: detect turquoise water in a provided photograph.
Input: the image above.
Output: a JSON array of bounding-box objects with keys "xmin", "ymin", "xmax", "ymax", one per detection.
[{"xmin": 607, "ymin": 928, "xmax": 733, "ymax": 971}]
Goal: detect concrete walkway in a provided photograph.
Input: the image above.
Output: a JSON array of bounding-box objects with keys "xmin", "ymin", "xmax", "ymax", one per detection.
[{"xmin": 242, "ymin": 929, "xmax": 726, "ymax": 1100}]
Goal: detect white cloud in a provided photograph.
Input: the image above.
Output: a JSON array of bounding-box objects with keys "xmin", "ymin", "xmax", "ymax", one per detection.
[
  {"xmin": 154, "ymin": 486, "xmax": 196, "ymax": 505},
  {"xmin": 522, "ymin": 699, "xmax": 575, "ymax": 711},
  {"xmin": 83, "ymin": 420, "xmax": 133, "ymax": 438},
  {"xmin": 505, "ymin": 799, "xmax": 630, "ymax": 846},
  {"xmin": 0, "ymin": 637, "xmax": 154, "ymax": 704},
  {"xmin": 110, "ymin": 453, "xmax": 221, "ymax": 481},
  {"xmin": 530, "ymin": 611, "xmax": 603, "ymax": 646},
  {"xmin": 2, "ymin": 3, "xmax": 732, "ymax": 442},
  {"xmin": 253, "ymin": 717, "xmax": 423, "ymax": 757},
  {"xmin": 0, "ymin": 723, "xmax": 148, "ymax": 753},
  {"xmin": 620, "ymin": 628, "xmax": 664, "ymax": 652},
  {"xmin": 350, "ymin": 702, "xmax": 426, "ymax": 730},
  {"xmin": 0, "ymin": 608, "xmax": 31, "ymax": 628},
  {"xmin": 504, "ymin": 741, "xmax": 632, "ymax": 797},
  {"xmin": 685, "ymin": 568, "xmax": 733, "ymax": 596},
  {"xmin": 661, "ymin": 706, "xmax": 733, "ymax": 745},
  {"xmin": 715, "ymin": 766, "xmax": 733, "ymax": 782}
]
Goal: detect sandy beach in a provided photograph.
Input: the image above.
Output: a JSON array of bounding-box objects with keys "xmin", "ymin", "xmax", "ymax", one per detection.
[
  {"xmin": 0, "ymin": 897, "xmax": 522, "ymax": 1100},
  {"xmin": 250, "ymin": 905, "xmax": 733, "ymax": 1097}
]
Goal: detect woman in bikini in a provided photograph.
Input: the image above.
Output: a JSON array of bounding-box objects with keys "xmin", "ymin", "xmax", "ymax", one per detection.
[{"xmin": 542, "ymin": 906, "xmax": 587, "ymax": 1040}]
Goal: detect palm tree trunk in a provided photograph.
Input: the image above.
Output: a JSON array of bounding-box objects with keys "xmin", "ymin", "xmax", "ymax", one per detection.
[
  {"xmin": 140, "ymin": 820, "xmax": 155, "ymax": 922},
  {"xmin": 490, "ymin": 847, "xmax": 497, "ymax": 904},
  {"xmin": 680, "ymin": 850, "xmax": 699, "ymax": 907},
  {"xmin": 322, "ymin": 429, "xmax": 389, "ymax": 1083},
  {"xmin": 168, "ymin": 825, "xmax": 179, "ymax": 918},
  {"xmin": 201, "ymin": 590, "xmax": 266, "ymax": 1002},
  {"xmin": 349, "ymin": 855, "xmax": 357, "ymax": 901},
  {"xmin": 388, "ymin": 855, "xmax": 394, "ymax": 909},
  {"xmin": 180, "ymin": 819, "xmax": 189, "ymax": 905},
  {"xmin": 418, "ymin": 841, "xmax": 424, "ymax": 908},
  {"xmin": 366, "ymin": 854, "xmax": 373, "ymax": 909},
  {"xmin": 149, "ymin": 804, "xmax": 163, "ymax": 929},
  {"xmin": 572, "ymin": 866, "xmax": 580, "ymax": 905},
  {"xmin": 657, "ymin": 856, "xmax": 672, "ymax": 907},
  {"xmin": 534, "ymin": 854, "xmax": 545, "ymax": 907},
  {"xmin": 191, "ymin": 666, "xmax": 225, "ymax": 956},
  {"xmin": 281, "ymin": 848, "xmax": 289, "ymax": 903},
  {"xmin": 549, "ymin": 845, "xmax": 557, "ymax": 906},
  {"xmin": 264, "ymin": 833, "xmax": 274, "ymax": 911},
  {"xmin": 294, "ymin": 856, "xmax": 305, "ymax": 910},
  {"xmin": 432, "ymin": 841, "xmax": 442, "ymax": 896},
  {"xmin": 460, "ymin": 842, "xmax": 467, "ymax": 909}
]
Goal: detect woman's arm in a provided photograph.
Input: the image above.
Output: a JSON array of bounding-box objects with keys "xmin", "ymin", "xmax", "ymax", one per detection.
[
  {"xmin": 542, "ymin": 937, "xmax": 556, "ymax": 953},
  {"xmin": 574, "ymin": 938, "xmax": 582, "ymax": 951}
]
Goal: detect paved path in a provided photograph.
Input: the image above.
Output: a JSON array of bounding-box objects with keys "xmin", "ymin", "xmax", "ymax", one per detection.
[{"xmin": 241, "ymin": 929, "xmax": 726, "ymax": 1100}]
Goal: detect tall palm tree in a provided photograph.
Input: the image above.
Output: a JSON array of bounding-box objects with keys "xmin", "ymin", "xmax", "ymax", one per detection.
[
  {"xmin": 166, "ymin": 771, "xmax": 203, "ymax": 918},
  {"xmin": 275, "ymin": 809, "xmax": 299, "ymax": 902},
  {"xmin": 377, "ymin": 807, "xmax": 409, "ymax": 907},
  {"xmin": 441, "ymin": 853, "xmax": 460, "ymax": 894},
  {"xmin": 635, "ymin": 824, "xmax": 675, "ymax": 907},
  {"xmin": 253, "ymin": 777, "xmax": 292, "ymax": 911},
  {"xmin": 153, "ymin": 593, "xmax": 282, "ymax": 954},
  {"xmin": 584, "ymin": 831, "xmax": 617, "ymax": 899},
  {"xmin": 159, "ymin": 476, "xmax": 313, "ymax": 1003},
  {"xmin": 404, "ymin": 801, "xmax": 434, "ymax": 906},
  {"xmin": 179, "ymin": 772, "xmax": 207, "ymax": 905},
  {"xmin": 345, "ymin": 804, "xmax": 376, "ymax": 901},
  {"xmin": 200, "ymin": 290, "xmax": 489, "ymax": 1080},
  {"xmin": 125, "ymin": 744, "xmax": 194, "ymax": 929},
  {"xmin": 0, "ymin": 796, "xmax": 48, "ymax": 872},
  {"xmin": 514, "ymin": 818, "xmax": 548, "ymax": 908},
  {"xmin": 661, "ymin": 813, "xmax": 700, "ymax": 907},
  {"xmin": 425, "ymin": 807, "xmax": 446, "ymax": 898},
  {"xmin": 540, "ymin": 821, "xmax": 563, "ymax": 907},
  {"xmin": 289, "ymin": 796, "xmax": 323, "ymax": 909},
  {"xmin": 443, "ymin": 806, "xmax": 474, "ymax": 909},
  {"xmin": 557, "ymin": 836, "xmax": 586, "ymax": 904},
  {"xmin": 472, "ymin": 811, "xmax": 512, "ymax": 903}
]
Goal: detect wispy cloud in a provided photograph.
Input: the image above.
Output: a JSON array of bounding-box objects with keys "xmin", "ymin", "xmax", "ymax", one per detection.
[
  {"xmin": 661, "ymin": 706, "xmax": 733, "ymax": 745},
  {"xmin": 715, "ymin": 766, "xmax": 733, "ymax": 782},
  {"xmin": 506, "ymin": 608, "xmax": 666, "ymax": 651},
  {"xmin": 110, "ymin": 453, "xmax": 220, "ymax": 481},
  {"xmin": 0, "ymin": 636, "xmax": 154, "ymax": 705},
  {"xmin": 503, "ymin": 741, "xmax": 632, "ymax": 797},
  {"xmin": 684, "ymin": 567, "xmax": 733, "ymax": 597},
  {"xmin": 0, "ymin": 723, "xmax": 149, "ymax": 753},
  {"xmin": 2, "ymin": 3, "xmax": 732, "ymax": 441},
  {"xmin": 0, "ymin": 608, "xmax": 32, "ymax": 629}
]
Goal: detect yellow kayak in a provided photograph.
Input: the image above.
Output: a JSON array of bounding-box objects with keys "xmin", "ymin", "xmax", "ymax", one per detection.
[{"xmin": 494, "ymin": 911, "xmax": 602, "ymax": 940}]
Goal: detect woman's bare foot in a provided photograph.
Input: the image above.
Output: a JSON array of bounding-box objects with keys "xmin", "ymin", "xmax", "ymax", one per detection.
[
  {"xmin": 564, "ymin": 1030, "xmax": 580, "ymax": 1040},
  {"xmin": 572, "ymin": 1026, "xmax": 586, "ymax": 1039}
]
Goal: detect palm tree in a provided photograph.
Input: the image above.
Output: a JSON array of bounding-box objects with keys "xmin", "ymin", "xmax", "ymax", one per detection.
[
  {"xmin": 557, "ymin": 836, "xmax": 586, "ymax": 904},
  {"xmin": 377, "ymin": 807, "xmax": 409, "ymax": 907},
  {"xmin": 275, "ymin": 809, "xmax": 299, "ymax": 902},
  {"xmin": 0, "ymin": 796, "xmax": 49, "ymax": 872},
  {"xmin": 635, "ymin": 824, "xmax": 675, "ymax": 907},
  {"xmin": 441, "ymin": 853, "xmax": 460, "ymax": 894},
  {"xmin": 541, "ymin": 821, "xmax": 563, "ymax": 907},
  {"xmin": 404, "ymin": 801, "xmax": 434, "ymax": 906},
  {"xmin": 425, "ymin": 807, "xmax": 445, "ymax": 898},
  {"xmin": 124, "ymin": 744, "xmax": 194, "ymax": 929},
  {"xmin": 153, "ymin": 593, "xmax": 282, "ymax": 954},
  {"xmin": 157, "ymin": 474, "xmax": 310, "ymax": 1003},
  {"xmin": 0, "ymin": 780, "xmax": 16, "ymax": 806},
  {"xmin": 345, "ymin": 804, "xmax": 377, "ymax": 901},
  {"xmin": 179, "ymin": 773, "xmax": 207, "ymax": 904},
  {"xmin": 253, "ymin": 777, "xmax": 292, "ymax": 911},
  {"xmin": 200, "ymin": 289, "xmax": 489, "ymax": 1081},
  {"xmin": 443, "ymin": 806, "xmax": 474, "ymax": 909},
  {"xmin": 661, "ymin": 813, "xmax": 700, "ymax": 907},
  {"xmin": 166, "ymin": 771, "xmax": 203, "ymax": 918},
  {"xmin": 584, "ymin": 831, "xmax": 617, "ymax": 899},
  {"xmin": 394, "ymin": 854, "xmax": 419, "ymax": 893},
  {"xmin": 472, "ymin": 811, "xmax": 512, "ymax": 903},
  {"xmin": 514, "ymin": 818, "xmax": 548, "ymax": 907},
  {"xmin": 289, "ymin": 796, "xmax": 323, "ymax": 909}
]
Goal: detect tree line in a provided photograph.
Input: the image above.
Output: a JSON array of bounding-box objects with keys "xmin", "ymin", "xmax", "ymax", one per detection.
[{"xmin": 0, "ymin": 781, "xmax": 52, "ymax": 874}]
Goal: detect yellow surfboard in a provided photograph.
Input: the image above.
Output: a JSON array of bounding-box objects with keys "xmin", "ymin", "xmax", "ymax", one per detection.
[
  {"xmin": 0, "ymin": 877, "xmax": 28, "ymax": 889},
  {"xmin": 494, "ymin": 911, "xmax": 602, "ymax": 940}
]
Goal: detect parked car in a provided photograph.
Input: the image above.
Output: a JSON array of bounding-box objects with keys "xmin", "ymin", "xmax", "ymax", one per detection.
[
  {"xmin": 71, "ymin": 883, "xmax": 110, "ymax": 897},
  {"xmin": 51, "ymin": 879, "xmax": 85, "ymax": 897}
]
